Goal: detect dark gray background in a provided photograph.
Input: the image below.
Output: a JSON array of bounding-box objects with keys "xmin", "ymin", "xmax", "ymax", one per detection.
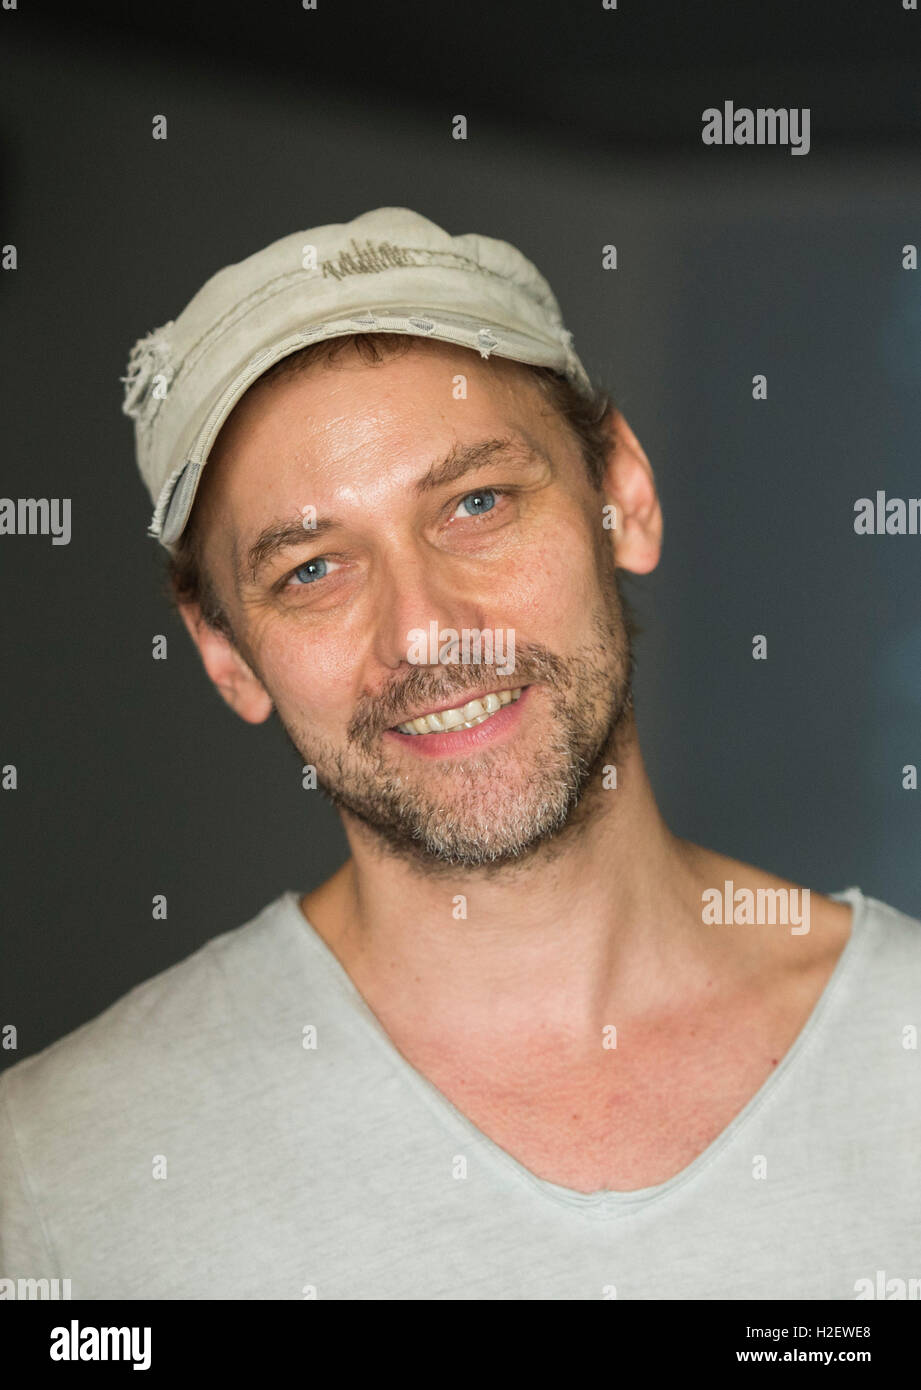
[{"xmin": 2, "ymin": 1, "xmax": 920, "ymax": 1071}]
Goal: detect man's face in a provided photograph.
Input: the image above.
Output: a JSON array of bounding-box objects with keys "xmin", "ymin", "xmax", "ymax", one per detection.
[{"xmin": 190, "ymin": 340, "xmax": 640, "ymax": 869}]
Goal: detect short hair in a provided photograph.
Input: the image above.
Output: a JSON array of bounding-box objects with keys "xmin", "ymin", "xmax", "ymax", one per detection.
[{"xmin": 166, "ymin": 332, "xmax": 616, "ymax": 640}]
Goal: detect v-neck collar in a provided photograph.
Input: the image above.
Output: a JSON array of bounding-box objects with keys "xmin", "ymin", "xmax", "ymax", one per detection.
[{"xmin": 279, "ymin": 885, "xmax": 869, "ymax": 1217}]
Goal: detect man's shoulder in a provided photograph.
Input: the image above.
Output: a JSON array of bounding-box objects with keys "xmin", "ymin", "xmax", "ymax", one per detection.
[
  {"xmin": 853, "ymin": 887, "xmax": 921, "ymax": 953},
  {"xmin": 0, "ymin": 890, "xmax": 305, "ymax": 1131},
  {"xmin": 847, "ymin": 887, "xmax": 921, "ymax": 996}
]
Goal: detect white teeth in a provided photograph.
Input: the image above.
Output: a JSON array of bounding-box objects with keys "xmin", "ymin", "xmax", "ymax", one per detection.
[{"xmin": 396, "ymin": 688, "xmax": 523, "ymax": 735}]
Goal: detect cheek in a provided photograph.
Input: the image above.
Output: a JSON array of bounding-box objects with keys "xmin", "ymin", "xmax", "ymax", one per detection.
[
  {"xmin": 506, "ymin": 515, "xmax": 602, "ymax": 628},
  {"xmin": 251, "ymin": 619, "xmax": 361, "ymax": 728}
]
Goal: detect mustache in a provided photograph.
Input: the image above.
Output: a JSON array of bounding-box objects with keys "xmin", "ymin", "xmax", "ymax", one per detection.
[{"xmin": 348, "ymin": 642, "xmax": 572, "ymax": 747}]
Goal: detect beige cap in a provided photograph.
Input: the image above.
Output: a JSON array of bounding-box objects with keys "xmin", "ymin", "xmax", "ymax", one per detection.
[{"xmin": 120, "ymin": 206, "xmax": 594, "ymax": 549}]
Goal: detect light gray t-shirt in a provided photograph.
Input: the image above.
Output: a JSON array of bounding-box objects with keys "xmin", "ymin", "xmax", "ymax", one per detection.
[{"xmin": 1, "ymin": 885, "xmax": 920, "ymax": 1300}]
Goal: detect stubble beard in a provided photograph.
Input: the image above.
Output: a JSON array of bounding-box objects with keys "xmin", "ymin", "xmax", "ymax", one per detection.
[{"xmin": 271, "ymin": 575, "xmax": 638, "ymax": 873}]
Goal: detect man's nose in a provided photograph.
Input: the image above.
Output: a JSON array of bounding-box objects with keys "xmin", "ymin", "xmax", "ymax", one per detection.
[{"xmin": 370, "ymin": 547, "xmax": 489, "ymax": 671}]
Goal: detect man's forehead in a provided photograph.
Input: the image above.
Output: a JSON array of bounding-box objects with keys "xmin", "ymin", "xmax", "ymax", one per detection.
[
  {"xmin": 212, "ymin": 344, "xmax": 531, "ymax": 488},
  {"xmin": 198, "ymin": 340, "xmax": 558, "ymax": 575}
]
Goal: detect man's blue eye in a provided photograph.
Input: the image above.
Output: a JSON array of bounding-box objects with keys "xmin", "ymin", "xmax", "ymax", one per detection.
[
  {"xmin": 461, "ymin": 489, "xmax": 496, "ymax": 516},
  {"xmin": 293, "ymin": 558, "xmax": 328, "ymax": 585}
]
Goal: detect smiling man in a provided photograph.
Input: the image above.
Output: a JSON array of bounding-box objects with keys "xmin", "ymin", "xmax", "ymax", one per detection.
[
  {"xmin": 1, "ymin": 208, "xmax": 919, "ymax": 1300},
  {"xmin": 180, "ymin": 333, "xmax": 639, "ymax": 876}
]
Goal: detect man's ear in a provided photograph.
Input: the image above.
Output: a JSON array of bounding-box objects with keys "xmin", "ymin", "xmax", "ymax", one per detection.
[
  {"xmin": 178, "ymin": 603, "xmax": 273, "ymax": 724},
  {"xmin": 600, "ymin": 409, "xmax": 663, "ymax": 576}
]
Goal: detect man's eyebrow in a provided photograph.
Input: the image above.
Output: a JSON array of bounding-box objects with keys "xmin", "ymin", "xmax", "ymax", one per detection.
[
  {"xmin": 242, "ymin": 517, "xmax": 339, "ymax": 587},
  {"xmin": 414, "ymin": 436, "xmax": 541, "ymax": 494},
  {"xmin": 241, "ymin": 437, "xmax": 543, "ymax": 586}
]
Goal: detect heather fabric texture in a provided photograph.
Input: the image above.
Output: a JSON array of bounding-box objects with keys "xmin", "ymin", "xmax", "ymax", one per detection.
[{"xmin": 1, "ymin": 886, "xmax": 919, "ymax": 1300}]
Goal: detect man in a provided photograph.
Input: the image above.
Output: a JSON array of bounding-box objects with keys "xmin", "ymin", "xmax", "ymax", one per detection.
[{"xmin": 2, "ymin": 208, "xmax": 919, "ymax": 1300}]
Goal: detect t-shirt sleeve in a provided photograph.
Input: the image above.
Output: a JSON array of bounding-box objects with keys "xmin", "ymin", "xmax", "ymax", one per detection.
[{"xmin": 0, "ymin": 1072, "xmax": 56, "ymax": 1278}]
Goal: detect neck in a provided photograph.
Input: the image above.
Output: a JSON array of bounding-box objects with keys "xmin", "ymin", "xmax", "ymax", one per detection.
[{"xmin": 303, "ymin": 723, "xmax": 718, "ymax": 1046}]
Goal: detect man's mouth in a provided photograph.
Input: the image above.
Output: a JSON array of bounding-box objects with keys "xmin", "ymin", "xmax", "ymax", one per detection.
[{"xmin": 393, "ymin": 687, "xmax": 524, "ymax": 735}]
